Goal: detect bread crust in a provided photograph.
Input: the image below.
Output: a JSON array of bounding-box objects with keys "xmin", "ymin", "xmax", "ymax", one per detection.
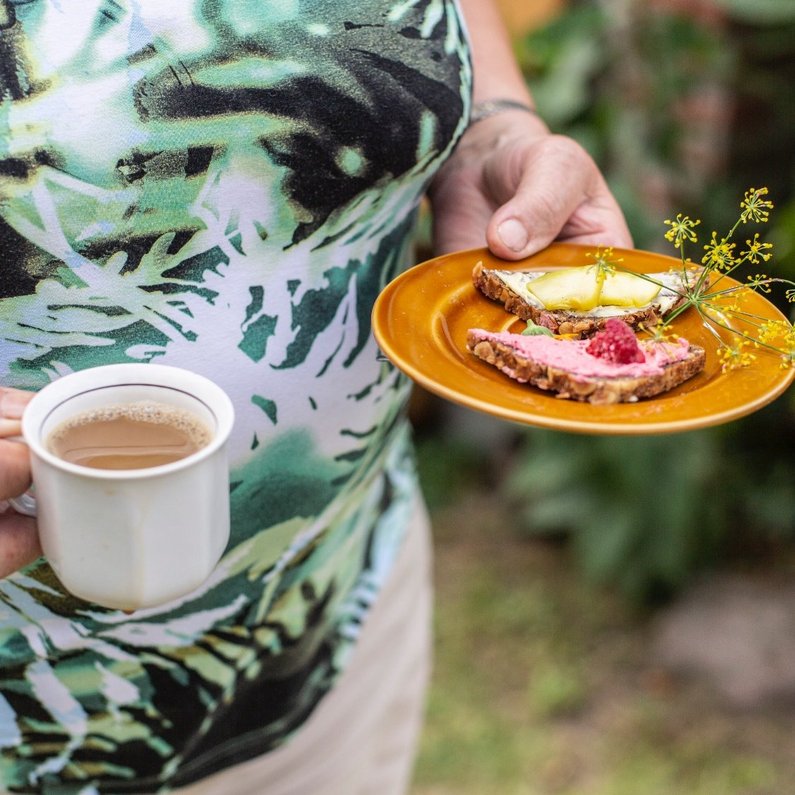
[
  {"xmin": 467, "ymin": 330, "xmax": 706, "ymax": 405},
  {"xmin": 472, "ymin": 261, "xmax": 689, "ymax": 337}
]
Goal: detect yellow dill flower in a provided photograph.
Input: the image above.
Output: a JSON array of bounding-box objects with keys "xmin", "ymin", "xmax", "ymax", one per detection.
[
  {"xmin": 710, "ymin": 294, "xmax": 742, "ymax": 314},
  {"xmin": 664, "ymin": 214, "xmax": 700, "ymax": 249},
  {"xmin": 659, "ymin": 188, "xmax": 794, "ymax": 371},
  {"xmin": 742, "ymin": 233, "xmax": 773, "ymax": 264},
  {"xmin": 739, "ymin": 187, "xmax": 774, "ymax": 224},
  {"xmin": 587, "ymin": 246, "xmax": 620, "ymax": 275},
  {"xmin": 639, "ymin": 321, "xmax": 677, "ymax": 343},
  {"xmin": 747, "ymin": 274, "xmax": 772, "ymax": 294},
  {"xmin": 717, "ymin": 339, "xmax": 757, "ymax": 371},
  {"xmin": 783, "ymin": 324, "xmax": 795, "ymax": 352},
  {"xmin": 758, "ymin": 319, "xmax": 792, "ymax": 346},
  {"xmin": 701, "ymin": 231, "xmax": 736, "ymax": 271},
  {"xmin": 757, "ymin": 320, "xmax": 795, "ymax": 368}
]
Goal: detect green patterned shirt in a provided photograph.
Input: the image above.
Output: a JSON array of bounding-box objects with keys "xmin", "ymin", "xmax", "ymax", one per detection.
[{"xmin": 0, "ymin": 1, "xmax": 470, "ymax": 791}]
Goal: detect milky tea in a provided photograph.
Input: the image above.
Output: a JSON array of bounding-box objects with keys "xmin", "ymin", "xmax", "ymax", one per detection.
[{"xmin": 46, "ymin": 401, "xmax": 212, "ymax": 470}]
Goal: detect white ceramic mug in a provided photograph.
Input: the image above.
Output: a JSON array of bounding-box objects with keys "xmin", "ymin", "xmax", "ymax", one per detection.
[{"xmin": 16, "ymin": 363, "xmax": 234, "ymax": 611}]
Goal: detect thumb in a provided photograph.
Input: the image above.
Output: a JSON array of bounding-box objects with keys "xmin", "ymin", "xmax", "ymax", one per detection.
[{"xmin": 484, "ymin": 135, "xmax": 632, "ymax": 259}]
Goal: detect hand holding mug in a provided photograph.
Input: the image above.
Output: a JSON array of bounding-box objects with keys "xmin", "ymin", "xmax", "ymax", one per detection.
[
  {"xmin": 0, "ymin": 387, "xmax": 41, "ymax": 577},
  {"xmin": 3, "ymin": 365, "xmax": 234, "ymax": 610}
]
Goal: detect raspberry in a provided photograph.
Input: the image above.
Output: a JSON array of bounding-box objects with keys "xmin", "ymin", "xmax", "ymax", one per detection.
[{"xmin": 586, "ymin": 318, "xmax": 645, "ymax": 364}]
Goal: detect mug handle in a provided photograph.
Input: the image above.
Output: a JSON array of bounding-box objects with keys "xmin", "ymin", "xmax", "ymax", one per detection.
[{"xmin": 9, "ymin": 490, "xmax": 37, "ymax": 517}]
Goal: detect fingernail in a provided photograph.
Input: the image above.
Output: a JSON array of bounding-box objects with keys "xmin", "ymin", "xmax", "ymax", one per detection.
[
  {"xmin": 0, "ymin": 390, "xmax": 28, "ymax": 419},
  {"xmin": 497, "ymin": 219, "xmax": 529, "ymax": 252}
]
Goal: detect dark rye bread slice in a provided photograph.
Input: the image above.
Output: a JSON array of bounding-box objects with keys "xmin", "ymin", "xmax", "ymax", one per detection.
[
  {"xmin": 467, "ymin": 329, "xmax": 706, "ymax": 405},
  {"xmin": 472, "ymin": 261, "xmax": 695, "ymax": 337}
]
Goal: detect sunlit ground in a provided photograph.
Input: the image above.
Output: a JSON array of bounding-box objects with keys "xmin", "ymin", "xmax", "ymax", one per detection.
[{"xmin": 410, "ymin": 438, "xmax": 795, "ymax": 795}]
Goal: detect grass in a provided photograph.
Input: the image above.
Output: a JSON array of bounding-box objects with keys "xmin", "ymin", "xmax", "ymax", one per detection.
[{"xmin": 410, "ymin": 435, "xmax": 795, "ymax": 795}]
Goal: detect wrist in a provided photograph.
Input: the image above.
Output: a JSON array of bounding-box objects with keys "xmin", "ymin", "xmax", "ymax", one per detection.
[
  {"xmin": 469, "ymin": 99, "xmax": 540, "ymax": 125},
  {"xmin": 457, "ymin": 99, "xmax": 550, "ymax": 152},
  {"xmin": 466, "ymin": 95, "xmax": 549, "ymax": 137},
  {"xmin": 428, "ymin": 112, "xmax": 545, "ymax": 202}
]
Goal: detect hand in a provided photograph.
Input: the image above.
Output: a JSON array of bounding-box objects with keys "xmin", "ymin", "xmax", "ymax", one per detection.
[
  {"xmin": 0, "ymin": 388, "xmax": 41, "ymax": 577},
  {"xmin": 429, "ymin": 112, "xmax": 633, "ymax": 258}
]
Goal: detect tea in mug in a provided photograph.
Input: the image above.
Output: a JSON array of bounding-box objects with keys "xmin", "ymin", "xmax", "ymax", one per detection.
[{"xmin": 46, "ymin": 401, "xmax": 212, "ymax": 470}]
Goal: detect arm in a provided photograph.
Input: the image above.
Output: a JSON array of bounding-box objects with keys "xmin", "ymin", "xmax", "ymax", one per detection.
[
  {"xmin": 459, "ymin": 0, "xmax": 535, "ymax": 107},
  {"xmin": 0, "ymin": 389, "xmax": 42, "ymax": 577},
  {"xmin": 430, "ymin": 0, "xmax": 632, "ymax": 257}
]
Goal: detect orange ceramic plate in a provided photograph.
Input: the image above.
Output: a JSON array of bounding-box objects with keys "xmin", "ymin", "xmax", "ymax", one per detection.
[{"xmin": 372, "ymin": 243, "xmax": 795, "ymax": 435}]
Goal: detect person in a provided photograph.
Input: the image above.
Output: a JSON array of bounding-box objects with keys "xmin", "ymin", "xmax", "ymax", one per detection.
[{"xmin": 0, "ymin": 1, "xmax": 631, "ymax": 793}]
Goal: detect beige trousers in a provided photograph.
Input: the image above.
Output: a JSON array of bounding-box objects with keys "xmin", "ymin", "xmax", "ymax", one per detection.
[{"xmin": 175, "ymin": 498, "xmax": 433, "ymax": 795}]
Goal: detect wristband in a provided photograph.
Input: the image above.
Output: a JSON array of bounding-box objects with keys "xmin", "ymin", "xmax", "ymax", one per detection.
[{"xmin": 469, "ymin": 99, "xmax": 540, "ymax": 125}]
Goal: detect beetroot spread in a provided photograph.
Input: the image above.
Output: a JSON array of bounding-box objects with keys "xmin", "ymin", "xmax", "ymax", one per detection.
[{"xmin": 470, "ymin": 329, "xmax": 692, "ymax": 379}]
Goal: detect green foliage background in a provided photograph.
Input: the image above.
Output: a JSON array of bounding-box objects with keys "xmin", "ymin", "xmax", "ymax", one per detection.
[{"xmin": 506, "ymin": 0, "xmax": 795, "ymax": 603}]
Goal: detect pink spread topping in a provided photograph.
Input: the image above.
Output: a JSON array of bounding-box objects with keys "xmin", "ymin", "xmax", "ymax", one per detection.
[{"xmin": 471, "ymin": 329, "xmax": 691, "ymax": 379}]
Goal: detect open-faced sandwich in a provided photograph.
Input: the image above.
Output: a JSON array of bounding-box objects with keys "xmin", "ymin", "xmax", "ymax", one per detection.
[
  {"xmin": 473, "ymin": 261, "xmax": 700, "ymax": 337},
  {"xmin": 467, "ymin": 318, "xmax": 706, "ymax": 405}
]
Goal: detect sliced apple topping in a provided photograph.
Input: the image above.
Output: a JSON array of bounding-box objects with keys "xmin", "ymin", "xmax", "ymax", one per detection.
[
  {"xmin": 526, "ymin": 266, "xmax": 603, "ymax": 311},
  {"xmin": 527, "ymin": 266, "xmax": 662, "ymax": 310},
  {"xmin": 600, "ymin": 271, "xmax": 661, "ymax": 307}
]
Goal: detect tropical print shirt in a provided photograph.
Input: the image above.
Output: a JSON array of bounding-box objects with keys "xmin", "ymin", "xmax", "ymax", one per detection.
[{"xmin": 0, "ymin": 1, "xmax": 471, "ymax": 791}]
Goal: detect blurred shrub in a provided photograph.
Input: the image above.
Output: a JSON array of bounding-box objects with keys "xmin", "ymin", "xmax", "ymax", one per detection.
[
  {"xmin": 504, "ymin": 411, "xmax": 795, "ymax": 604},
  {"xmin": 504, "ymin": 0, "xmax": 795, "ymax": 603},
  {"xmin": 516, "ymin": 0, "xmax": 736, "ymax": 244},
  {"xmin": 516, "ymin": 0, "xmax": 795, "ymax": 251},
  {"xmin": 716, "ymin": 0, "xmax": 795, "ymax": 24},
  {"xmin": 414, "ymin": 433, "xmax": 487, "ymax": 512}
]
